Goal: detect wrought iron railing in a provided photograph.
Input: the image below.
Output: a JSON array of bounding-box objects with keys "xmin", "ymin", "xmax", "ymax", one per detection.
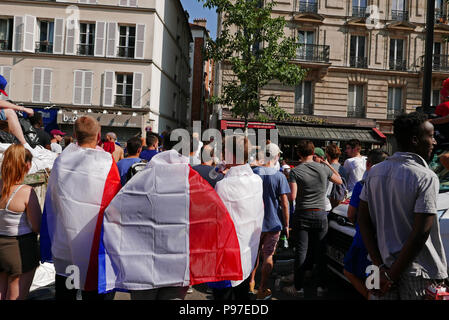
[
  {"xmin": 387, "ymin": 108, "xmax": 403, "ymax": 120},
  {"xmin": 296, "ymin": 44, "xmax": 330, "ymax": 63},
  {"xmin": 117, "ymin": 46, "xmax": 135, "ymax": 58},
  {"xmin": 389, "ymin": 58, "xmax": 407, "ymax": 71},
  {"xmin": 435, "ymin": 8, "xmax": 448, "ymax": 23},
  {"xmin": 297, "ymin": 1, "xmax": 318, "ymax": 14},
  {"xmin": 35, "ymin": 41, "xmax": 53, "ymax": 53},
  {"xmin": 294, "ymin": 103, "xmax": 314, "ymax": 115},
  {"xmin": 115, "ymin": 95, "xmax": 132, "ymax": 107},
  {"xmin": 77, "ymin": 44, "xmax": 94, "ymax": 56},
  {"xmin": 0, "ymin": 40, "xmax": 11, "ymax": 51},
  {"xmin": 420, "ymin": 55, "xmax": 449, "ymax": 72},
  {"xmin": 347, "ymin": 106, "xmax": 366, "ymax": 118},
  {"xmin": 391, "ymin": 10, "xmax": 409, "ymax": 21},
  {"xmin": 350, "ymin": 56, "xmax": 368, "ymax": 68},
  {"xmin": 352, "ymin": 6, "xmax": 369, "ymax": 18}
]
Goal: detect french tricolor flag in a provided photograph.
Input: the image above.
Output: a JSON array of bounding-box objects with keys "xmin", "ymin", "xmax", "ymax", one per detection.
[
  {"xmin": 40, "ymin": 143, "xmax": 122, "ymax": 291},
  {"xmin": 98, "ymin": 150, "xmax": 244, "ymax": 293}
]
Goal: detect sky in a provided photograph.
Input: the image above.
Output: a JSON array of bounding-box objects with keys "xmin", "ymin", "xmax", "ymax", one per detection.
[{"xmin": 180, "ymin": 0, "xmax": 218, "ymax": 39}]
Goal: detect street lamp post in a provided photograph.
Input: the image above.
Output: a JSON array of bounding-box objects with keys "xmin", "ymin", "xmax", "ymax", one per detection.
[{"xmin": 422, "ymin": 0, "xmax": 435, "ymax": 114}]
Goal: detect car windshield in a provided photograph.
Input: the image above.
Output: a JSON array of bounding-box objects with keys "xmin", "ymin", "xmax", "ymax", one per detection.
[{"xmin": 430, "ymin": 153, "xmax": 449, "ymax": 193}]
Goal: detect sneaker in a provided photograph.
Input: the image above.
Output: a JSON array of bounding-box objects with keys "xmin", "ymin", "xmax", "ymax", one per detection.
[
  {"xmin": 187, "ymin": 286, "xmax": 193, "ymax": 294},
  {"xmin": 248, "ymin": 281, "xmax": 257, "ymax": 295},
  {"xmin": 282, "ymin": 285, "xmax": 304, "ymax": 298},
  {"xmin": 280, "ymin": 273, "xmax": 294, "ymax": 284},
  {"xmin": 256, "ymin": 288, "xmax": 272, "ymax": 300},
  {"xmin": 317, "ymin": 286, "xmax": 328, "ymax": 297}
]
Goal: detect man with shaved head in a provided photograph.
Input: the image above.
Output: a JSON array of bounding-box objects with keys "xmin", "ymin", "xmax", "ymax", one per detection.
[{"xmin": 106, "ymin": 132, "xmax": 124, "ymax": 162}]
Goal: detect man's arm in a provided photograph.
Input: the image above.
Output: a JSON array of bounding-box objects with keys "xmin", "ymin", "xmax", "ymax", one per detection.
[
  {"xmin": 280, "ymin": 194, "xmax": 289, "ymax": 238},
  {"xmin": 0, "ymin": 100, "xmax": 34, "ymax": 116},
  {"xmin": 429, "ymin": 116, "xmax": 449, "ymax": 125},
  {"xmin": 288, "ymin": 181, "xmax": 297, "ymax": 202},
  {"xmin": 386, "ymin": 213, "xmax": 434, "ymax": 282},
  {"xmin": 358, "ymin": 200, "xmax": 383, "ymax": 266}
]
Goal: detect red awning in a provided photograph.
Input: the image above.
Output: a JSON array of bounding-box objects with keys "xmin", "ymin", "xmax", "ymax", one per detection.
[
  {"xmin": 372, "ymin": 128, "xmax": 387, "ymax": 139},
  {"xmin": 220, "ymin": 120, "xmax": 276, "ymax": 130}
]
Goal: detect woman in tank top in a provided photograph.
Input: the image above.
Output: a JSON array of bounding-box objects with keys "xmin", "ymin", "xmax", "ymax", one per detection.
[{"xmin": 0, "ymin": 144, "xmax": 42, "ymax": 300}]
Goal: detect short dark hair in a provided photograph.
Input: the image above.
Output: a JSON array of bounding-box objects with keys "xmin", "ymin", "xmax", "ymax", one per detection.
[
  {"xmin": 29, "ymin": 112, "xmax": 43, "ymax": 126},
  {"xmin": 394, "ymin": 112, "xmax": 429, "ymax": 148},
  {"xmin": 325, "ymin": 143, "xmax": 341, "ymax": 160},
  {"xmin": 297, "ymin": 140, "xmax": 315, "ymax": 158},
  {"xmin": 346, "ymin": 139, "xmax": 361, "ymax": 149},
  {"xmin": 162, "ymin": 130, "xmax": 179, "ymax": 151},
  {"xmin": 146, "ymin": 134, "xmax": 159, "ymax": 147},
  {"xmin": 126, "ymin": 137, "xmax": 142, "ymax": 156},
  {"xmin": 367, "ymin": 149, "xmax": 389, "ymax": 166}
]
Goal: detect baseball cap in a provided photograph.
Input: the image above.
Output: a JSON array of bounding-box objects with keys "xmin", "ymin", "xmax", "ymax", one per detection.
[
  {"xmin": 281, "ymin": 164, "xmax": 291, "ymax": 172},
  {"xmin": 0, "ymin": 75, "xmax": 8, "ymax": 97},
  {"xmin": 314, "ymin": 147, "xmax": 325, "ymax": 159},
  {"xmin": 264, "ymin": 143, "xmax": 282, "ymax": 159},
  {"xmin": 50, "ymin": 129, "xmax": 66, "ymax": 136}
]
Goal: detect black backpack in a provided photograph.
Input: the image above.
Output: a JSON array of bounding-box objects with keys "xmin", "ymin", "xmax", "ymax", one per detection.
[
  {"xmin": 17, "ymin": 112, "xmax": 40, "ymax": 148},
  {"xmin": 124, "ymin": 160, "xmax": 148, "ymax": 185},
  {"xmin": 0, "ymin": 130, "xmax": 19, "ymax": 144}
]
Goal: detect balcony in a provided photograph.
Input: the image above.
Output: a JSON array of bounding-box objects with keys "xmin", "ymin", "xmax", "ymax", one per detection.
[
  {"xmin": 117, "ymin": 46, "xmax": 135, "ymax": 58},
  {"xmin": 350, "ymin": 56, "xmax": 368, "ymax": 68},
  {"xmin": 352, "ymin": 6, "xmax": 369, "ymax": 18},
  {"xmin": 0, "ymin": 40, "xmax": 11, "ymax": 51},
  {"xmin": 387, "ymin": 108, "xmax": 402, "ymax": 120},
  {"xmin": 294, "ymin": 103, "xmax": 314, "ymax": 115},
  {"xmin": 35, "ymin": 41, "xmax": 53, "ymax": 54},
  {"xmin": 77, "ymin": 44, "xmax": 94, "ymax": 56},
  {"xmin": 391, "ymin": 10, "xmax": 409, "ymax": 22},
  {"xmin": 435, "ymin": 9, "xmax": 448, "ymax": 23},
  {"xmin": 296, "ymin": 44, "xmax": 330, "ymax": 63},
  {"xmin": 389, "ymin": 59, "xmax": 407, "ymax": 71},
  {"xmin": 114, "ymin": 95, "xmax": 132, "ymax": 108},
  {"xmin": 347, "ymin": 106, "xmax": 366, "ymax": 118},
  {"xmin": 297, "ymin": 1, "xmax": 318, "ymax": 14},
  {"xmin": 420, "ymin": 55, "xmax": 449, "ymax": 72}
]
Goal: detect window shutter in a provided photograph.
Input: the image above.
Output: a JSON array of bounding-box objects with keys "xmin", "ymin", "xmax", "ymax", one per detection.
[
  {"xmin": 73, "ymin": 70, "xmax": 83, "ymax": 105},
  {"xmin": 106, "ymin": 22, "xmax": 117, "ymax": 58},
  {"xmin": 132, "ymin": 72, "xmax": 143, "ymax": 108},
  {"xmin": 103, "ymin": 71, "xmax": 114, "ymax": 107},
  {"xmin": 135, "ymin": 24, "xmax": 145, "ymax": 59},
  {"xmin": 65, "ymin": 21, "xmax": 76, "ymax": 55},
  {"xmin": 129, "ymin": 0, "xmax": 137, "ymax": 7},
  {"xmin": 42, "ymin": 69, "xmax": 52, "ymax": 103},
  {"xmin": 53, "ymin": 18, "xmax": 65, "ymax": 54},
  {"xmin": 88, "ymin": 0, "xmax": 97, "ymax": 3},
  {"xmin": 119, "ymin": 0, "xmax": 128, "ymax": 6},
  {"xmin": 13, "ymin": 16, "xmax": 24, "ymax": 52},
  {"xmin": 0, "ymin": 66, "xmax": 11, "ymax": 100},
  {"xmin": 83, "ymin": 71, "xmax": 93, "ymax": 105},
  {"xmin": 23, "ymin": 15, "xmax": 35, "ymax": 53},
  {"xmin": 32, "ymin": 68, "xmax": 42, "ymax": 103},
  {"xmin": 94, "ymin": 21, "xmax": 106, "ymax": 57}
]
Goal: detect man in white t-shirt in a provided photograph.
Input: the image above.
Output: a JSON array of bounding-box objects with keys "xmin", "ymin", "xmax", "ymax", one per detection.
[
  {"xmin": 343, "ymin": 139, "xmax": 366, "ymax": 192},
  {"xmin": 50, "ymin": 129, "xmax": 65, "ymax": 154}
]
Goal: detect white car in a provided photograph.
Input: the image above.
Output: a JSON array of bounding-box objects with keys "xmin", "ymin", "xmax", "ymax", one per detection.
[{"xmin": 326, "ymin": 165, "xmax": 449, "ymax": 282}]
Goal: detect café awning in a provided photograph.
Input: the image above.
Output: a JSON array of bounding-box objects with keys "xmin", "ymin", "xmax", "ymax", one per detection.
[{"xmin": 277, "ymin": 125, "xmax": 385, "ymax": 144}]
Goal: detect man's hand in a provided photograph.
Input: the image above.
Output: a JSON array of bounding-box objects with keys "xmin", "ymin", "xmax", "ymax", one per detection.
[
  {"xmin": 284, "ymin": 227, "xmax": 290, "ymax": 239},
  {"xmin": 23, "ymin": 107, "xmax": 34, "ymax": 116}
]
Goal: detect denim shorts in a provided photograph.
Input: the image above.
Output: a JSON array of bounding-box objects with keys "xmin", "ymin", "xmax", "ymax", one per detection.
[{"xmin": 0, "ymin": 109, "xmax": 6, "ymax": 121}]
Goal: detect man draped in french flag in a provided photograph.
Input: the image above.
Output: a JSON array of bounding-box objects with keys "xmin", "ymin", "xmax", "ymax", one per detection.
[
  {"xmin": 98, "ymin": 134, "xmax": 262, "ymax": 300},
  {"xmin": 40, "ymin": 116, "xmax": 121, "ymax": 300}
]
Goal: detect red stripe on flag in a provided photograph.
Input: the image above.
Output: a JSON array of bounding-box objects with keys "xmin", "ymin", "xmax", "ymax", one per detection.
[
  {"xmin": 188, "ymin": 167, "xmax": 243, "ymax": 285},
  {"xmin": 84, "ymin": 159, "xmax": 122, "ymax": 291}
]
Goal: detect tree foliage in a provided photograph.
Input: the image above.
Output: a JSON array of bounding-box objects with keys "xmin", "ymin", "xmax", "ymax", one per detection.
[{"xmin": 199, "ymin": 0, "xmax": 306, "ymax": 125}]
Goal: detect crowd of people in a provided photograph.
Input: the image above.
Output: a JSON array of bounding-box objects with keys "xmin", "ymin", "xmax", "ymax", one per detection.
[{"xmin": 0, "ymin": 70, "xmax": 448, "ymax": 301}]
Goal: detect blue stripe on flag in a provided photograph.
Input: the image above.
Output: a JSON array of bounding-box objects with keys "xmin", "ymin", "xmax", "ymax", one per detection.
[
  {"xmin": 39, "ymin": 203, "xmax": 53, "ymax": 263},
  {"xmin": 98, "ymin": 222, "xmax": 107, "ymax": 294}
]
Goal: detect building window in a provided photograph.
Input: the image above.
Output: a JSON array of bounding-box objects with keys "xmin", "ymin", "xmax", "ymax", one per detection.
[
  {"xmin": 391, "ymin": 0, "xmax": 408, "ymax": 21},
  {"xmin": 118, "ymin": 25, "xmax": 135, "ymax": 58},
  {"xmin": 0, "ymin": 18, "xmax": 13, "ymax": 51},
  {"xmin": 436, "ymin": 0, "xmax": 447, "ymax": 23},
  {"xmin": 432, "ymin": 89, "xmax": 441, "ymax": 106},
  {"xmin": 348, "ymin": 84, "xmax": 365, "ymax": 118},
  {"xmin": 352, "ymin": 0, "xmax": 368, "ymax": 18},
  {"xmin": 387, "ymin": 87, "xmax": 403, "ymax": 119},
  {"xmin": 79, "ymin": 23, "xmax": 95, "ymax": 56},
  {"xmin": 297, "ymin": 0, "xmax": 318, "ymax": 14},
  {"xmin": 350, "ymin": 35, "xmax": 367, "ymax": 68},
  {"xmin": 32, "ymin": 68, "xmax": 52, "ymax": 103},
  {"xmin": 294, "ymin": 81, "xmax": 313, "ymax": 115},
  {"xmin": 389, "ymin": 39, "xmax": 406, "ymax": 71},
  {"xmin": 298, "ymin": 30, "xmax": 315, "ymax": 60},
  {"xmin": 37, "ymin": 20, "xmax": 54, "ymax": 53},
  {"xmin": 115, "ymin": 73, "xmax": 133, "ymax": 107}
]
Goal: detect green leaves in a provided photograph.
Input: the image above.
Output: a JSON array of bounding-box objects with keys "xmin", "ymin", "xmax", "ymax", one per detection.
[{"xmin": 199, "ymin": 0, "xmax": 305, "ymax": 124}]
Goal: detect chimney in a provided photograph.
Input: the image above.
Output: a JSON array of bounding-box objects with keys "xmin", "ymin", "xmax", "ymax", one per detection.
[{"xmin": 193, "ymin": 18, "xmax": 207, "ymax": 28}]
